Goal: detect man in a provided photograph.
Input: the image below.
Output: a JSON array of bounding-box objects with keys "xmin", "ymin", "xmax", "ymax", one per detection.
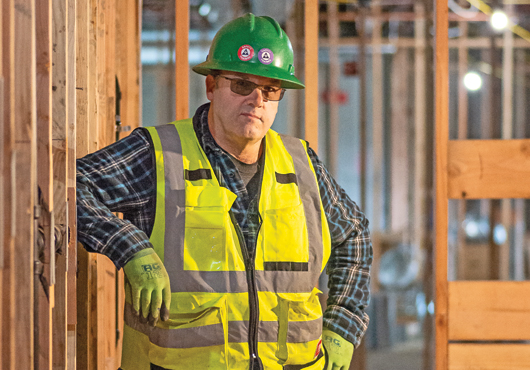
[{"xmin": 77, "ymin": 13, "xmax": 372, "ymax": 370}]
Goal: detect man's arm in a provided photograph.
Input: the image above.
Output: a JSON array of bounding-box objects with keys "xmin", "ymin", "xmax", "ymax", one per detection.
[
  {"xmin": 76, "ymin": 128, "xmax": 156, "ymax": 269},
  {"xmin": 307, "ymin": 147, "xmax": 372, "ymax": 349}
]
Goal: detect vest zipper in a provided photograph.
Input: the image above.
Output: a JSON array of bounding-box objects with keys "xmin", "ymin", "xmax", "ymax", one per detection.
[{"xmin": 229, "ymin": 211, "xmax": 262, "ymax": 370}]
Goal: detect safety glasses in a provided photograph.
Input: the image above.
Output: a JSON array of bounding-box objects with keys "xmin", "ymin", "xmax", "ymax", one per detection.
[{"xmin": 218, "ymin": 75, "xmax": 286, "ymax": 101}]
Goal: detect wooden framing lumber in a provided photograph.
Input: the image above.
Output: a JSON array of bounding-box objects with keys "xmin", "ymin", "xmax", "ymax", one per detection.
[
  {"xmin": 51, "ymin": 0, "xmax": 69, "ymax": 367},
  {"xmin": 434, "ymin": 1, "xmax": 449, "ymax": 370},
  {"xmin": 371, "ymin": 1, "xmax": 383, "ymax": 232},
  {"xmin": 327, "ymin": 2, "xmax": 339, "ymax": 177},
  {"xmin": 175, "ymin": 0, "xmax": 189, "ymax": 120},
  {"xmin": 449, "ymin": 344, "xmax": 530, "ymax": 370},
  {"xmin": 304, "ymin": 0, "xmax": 318, "ymax": 153},
  {"xmin": 0, "ymin": 1, "xmax": 4, "ymax": 367},
  {"xmin": 67, "ymin": 0, "xmax": 76, "ymax": 368},
  {"xmin": 36, "ymin": 0, "xmax": 53, "ymax": 367},
  {"xmin": 2, "ymin": 1, "xmax": 16, "ymax": 368},
  {"xmin": 13, "ymin": 0, "xmax": 37, "ymax": 368},
  {"xmin": 447, "ymin": 139, "xmax": 530, "ymax": 199},
  {"xmin": 390, "ymin": 48, "xmax": 410, "ymax": 235},
  {"xmin": 449, "ymin": 281, "xmax": 530, "ymax": 341}
]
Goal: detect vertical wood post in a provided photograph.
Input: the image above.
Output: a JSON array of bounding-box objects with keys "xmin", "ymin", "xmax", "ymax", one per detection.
[
  {"xmin": 175, "ymin": 0, "xmax": 189, "ymax": 120},
  {"xmin": 304, "ymin": 0, "xmax": 318, "ymax": 153},
  {"xmin": 66, "ymin": 0, "xmax": 77, "ymax": 367},
  {"xmin": 371, "ymin": 1, "xmax": 384, "ymax": 231},
  {"xmin": 13, "ymin": 0, "xmax": 37, "ymax": 368},
  {"xmin": 36, "ymin": 0, "xmax": 53, "ymax": 367},
  {"xmin": 1, "ymin": 1, "xmax": 16, "ymax": 368},
  {"xmin": 326, "ymin": 3, "xmax": 339, "ymax": 176},
  {"xmin": 434, "ymin": 1, "xmax": 449, "ymax": 369},
  {"xmin": 51, "ymin": 0, "xmax": 69, "ymax": 367}
]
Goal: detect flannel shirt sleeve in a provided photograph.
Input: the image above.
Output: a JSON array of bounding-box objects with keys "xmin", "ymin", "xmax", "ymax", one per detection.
[
  {"xmin": 307, "ymin": 147, "xmax": 372, "ymax": 348},
  {"xmin": 76, "ymin": 128, "xmax": 156, "ymax": 269}
]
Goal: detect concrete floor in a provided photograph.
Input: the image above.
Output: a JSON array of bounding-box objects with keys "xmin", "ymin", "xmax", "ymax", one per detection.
[{"xmin": 367, "ymin": 341, "xmax": 424, "ymax": 370}]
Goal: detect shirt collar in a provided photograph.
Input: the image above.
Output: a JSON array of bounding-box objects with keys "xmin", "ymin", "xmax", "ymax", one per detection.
[{"xmin": 192, "ymin": 102, "xmax": 223, "ymax": 155}]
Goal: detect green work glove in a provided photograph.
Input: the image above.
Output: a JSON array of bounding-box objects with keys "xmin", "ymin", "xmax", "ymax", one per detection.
[
  {"xmin": 123, "ymin": 248, "xmax": 171, "ymax": 326},
  {"xmin": 322, "ymin": 328, "xmax": 354, "ymax": 370}
]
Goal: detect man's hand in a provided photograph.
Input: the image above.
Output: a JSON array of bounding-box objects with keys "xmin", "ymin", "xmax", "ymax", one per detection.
[
  {"xmin": 322, "ymin": 328, "xmax": 354, "ymax": 370},
  {"xmin": 123, "ymin": 248, "xmax": 171, "ymax": 326}
]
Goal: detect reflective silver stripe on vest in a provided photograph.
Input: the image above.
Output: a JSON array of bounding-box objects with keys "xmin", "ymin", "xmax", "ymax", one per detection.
[
  {"xmin": 279, "ymin": 134, "xmax": 324, "ymax": 286},
  {"xmin": 124, "ymin": 303, "xmax": 321, "ymax": 348},
  {"xmin": 152, "ymin": 124, "xmax": 323, "ymax": 294}
]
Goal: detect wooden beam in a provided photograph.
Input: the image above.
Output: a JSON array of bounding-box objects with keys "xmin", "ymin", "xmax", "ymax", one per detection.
[
  {"xmin": 74, "ymin": 0, "xmax": 92, "ymax": 366},
  {"xmin": 0, "ymin": 1, "xmax": 4, "ymax": 367},
  {"xmin": 175, "ymin": 0, "xmax": 189, "ymax": 120},
  {"xmin": 13, "ymin": 0, "xmax": 37, "ymax": 368},
  {"xmin": 447, "ymin": 139, "xmax": 530, "ymax": 199},
  {"xmin": 2, "ymin": 1, "xmax": 16, "ymax": 368},
  {"xmin": 66, "ymin": 0, "xmax": 76, "ymax": 368},
  {"xmin": 36, "ymin": 0, "xmax": 53, "ymax": 367},
  {"xmin": 449, "ymin": 281, "xmax": 530, "ymax": 341},
  {"xmin": 52, "ymin": 0, "xmax": 69, "ymax": 367},
  {"xmin": 304, "ymin": 0, "xmax": 318, "ymax": 152},
  {"xmin": 327, "ymin": 2, "xmax": 339, "ymax": 177},
  {"xmin": 449, "ymin": 344, "xmax": 530, "ymax": 370},
  {"xmin": 116, "ymin": 0, "xmax": 141, "ymax": 138},
  {"xmin": 390, "ymin": 48, "xmax": 410, "ymax": 235},
  {"xmin": 371, "ymin": 1, "xmax": 383, "ymax": 232},
  {"xmin": 434, "ymin": 1, "xmax": 449, "ymax": 370}
]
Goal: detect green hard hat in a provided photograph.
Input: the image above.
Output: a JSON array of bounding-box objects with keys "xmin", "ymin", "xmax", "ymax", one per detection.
[{"xmin": 192, "ymin": 13, "xmax": 304, "ymax": 89}]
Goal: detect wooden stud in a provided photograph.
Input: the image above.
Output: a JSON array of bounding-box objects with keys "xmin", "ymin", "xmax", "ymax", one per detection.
[
  {"xmin": 52, "ymin": 0, "xmax": 69, "ymax": 367},
  {"xmin": 36, "ymin": 0, "xmax": 53, "ymax": 367},
  {"xmin": 413, "ymin": 0, "xmax": 427, "ymax": 254},
  {"xmin": 449, "ymin": 281, "xmax": 530, "ymax": 341},
  {"xmin": 13, "ymin": 0, "xmax": 37, "ymax": 368},
  {"xmin": 2, "ymin": 1, "xmax": 15, "ymax": 368},
  {"xmin": 74, "ymin": 0, "xmax": 92, "ymax": 368},
  {"xmin": 327, "ymin": 2, "xmax": 339, "ymax": 176},
  {"xmin": 304, "ymin": 0, "xmax": 318, "ymax": 153},
  {"xmin": 447, "ymin": 139, "xmax": 530, "ymax": 199},
  {"xmin": 371, "ymin": 1, "xmax": 384, "ymax": 232},
  {"xmin": 67, "ymin": 0, "xmax": 76, "ymax": 368},
  {"xmin": 175, "ymin": 0, "xmax": 189, "ymax": 120},
  {"xmin": 449, "ymin": 343, "xmax": 530, "ymax": 370},
  {"xmin": 435, "ymin": 1, "xmax": 449, "ymax": 370},
  {"xmin": 499, "ymin": 3, "xmax": 515, "ymax": 281},
  {"xmin": 0, "ymin": 1, "xmax": 4, "ymax": 367},
  {"xmin": 390, "ymin": 48, "xmax": 410, "ymax": 235}
]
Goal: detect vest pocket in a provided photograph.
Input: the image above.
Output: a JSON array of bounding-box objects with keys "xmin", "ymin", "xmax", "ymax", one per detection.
[
  {"xmin": 183, "ymin": 186, "xmax": 237, "ymax": 271},
  {"xmin": 149, "ymin": 296, "xmax": 229, "ymax": 369},
  {"xmin": 262, "ymin": 203, "xmax": 308, "ymax": 265},
  {"xmin": 276, "ymin": 288, "xmax": 324, "ymax": 366}
]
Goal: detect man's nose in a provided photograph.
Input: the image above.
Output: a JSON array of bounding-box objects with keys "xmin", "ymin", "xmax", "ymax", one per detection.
[{"xmin": 247, "ymin": 87, "xmax": 266, "ymax": 106}]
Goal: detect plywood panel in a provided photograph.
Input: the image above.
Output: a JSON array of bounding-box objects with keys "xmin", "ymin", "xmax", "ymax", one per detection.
[
  {"xmin": 448, "ymin": 139, "xmax": 530, "ymax": 199},
  {"xmin": 449, "ymin": 344, "xmax": 530, "ymax": 370},
  {"xmin": 448, "ymin": 281, "xmax": 530, "ymax": 341}
]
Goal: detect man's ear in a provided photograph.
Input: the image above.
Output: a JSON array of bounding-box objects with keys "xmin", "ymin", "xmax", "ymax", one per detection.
[{"xmin": 206, "ymin": 75, "xmax": 216, "ymax": 101}]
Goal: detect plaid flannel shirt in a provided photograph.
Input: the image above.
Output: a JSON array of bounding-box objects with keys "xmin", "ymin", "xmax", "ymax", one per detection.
[{"xmin": 76, "ymin": 103, "xmax": 372, "ymax": 346}]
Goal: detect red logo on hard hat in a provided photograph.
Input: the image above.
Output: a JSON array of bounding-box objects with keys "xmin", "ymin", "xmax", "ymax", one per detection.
[{"xmin": 238, "ymin": 45, "xmax": 254, "ymax": 61}]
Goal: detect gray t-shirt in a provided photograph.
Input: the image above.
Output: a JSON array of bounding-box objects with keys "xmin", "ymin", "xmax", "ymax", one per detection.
[{"xmin": 228, "ymin": 154, "xmax": 261, "ymax": 201}]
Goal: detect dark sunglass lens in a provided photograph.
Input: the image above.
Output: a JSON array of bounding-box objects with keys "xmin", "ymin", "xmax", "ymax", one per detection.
[{"xmin": 231, "ymin": 79, "xmax": 256, "ymax": 96}]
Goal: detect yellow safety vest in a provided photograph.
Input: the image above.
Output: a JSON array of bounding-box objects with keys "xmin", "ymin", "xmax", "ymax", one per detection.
[{"xmin": 121, "ymin": 119, "xmax": 331, "ymax": 370}]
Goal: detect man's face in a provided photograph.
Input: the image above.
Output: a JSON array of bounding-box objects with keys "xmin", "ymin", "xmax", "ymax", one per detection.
[{"xmin": 206, "ymin": 71, "xmax": 281, "ymax": 148}]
